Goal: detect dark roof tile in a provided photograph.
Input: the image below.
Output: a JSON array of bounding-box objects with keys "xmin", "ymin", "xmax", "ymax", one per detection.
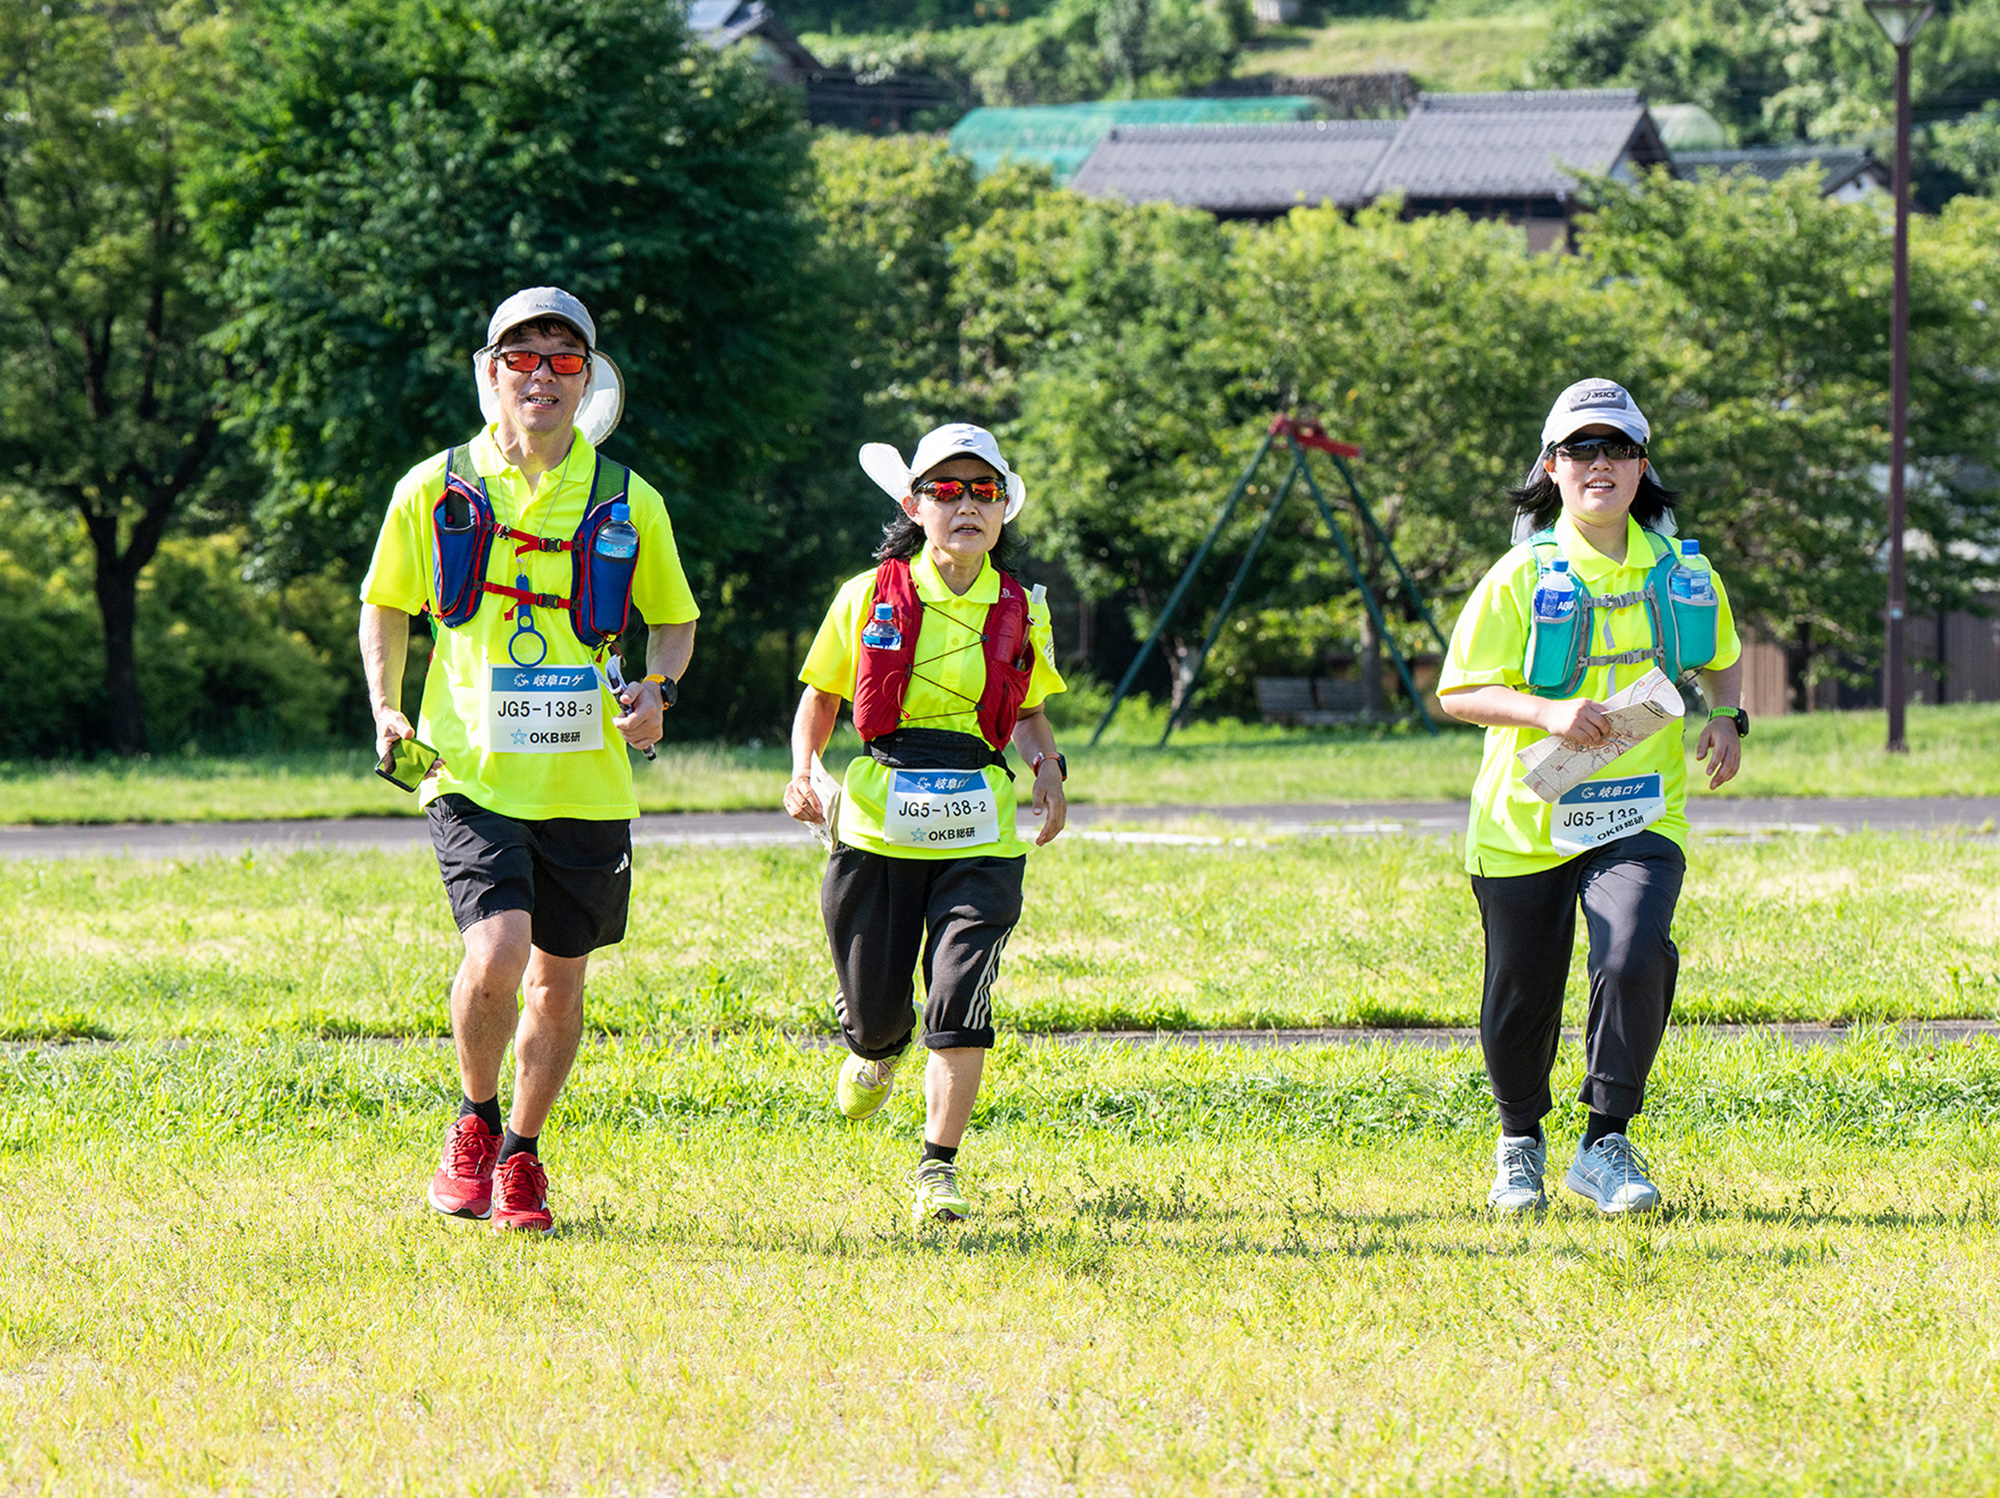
[
  {"xmin": 1070, "ymin": 120, "xmax": 1400, "ymax": 211},
  {"xmin": 1362, "ymin": 89, "xmax": 1665, "ymax": 201}
]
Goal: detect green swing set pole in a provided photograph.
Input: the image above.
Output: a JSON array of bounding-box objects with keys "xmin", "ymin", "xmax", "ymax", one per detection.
[
  {"xmin": 1089, "ymin": 427, "xmax": 1279, "ymax": 746},
  {"xmin": 1159, "ymin": 458, "xmax": 1303, "ymax": 746},
  {"xmin": 1288, "ymin": 438, "xmax": 1439, "ymax": 735},
  {"xmin": 1326, "ymin": 451, "xmax": 1449, "ymax": 653}
]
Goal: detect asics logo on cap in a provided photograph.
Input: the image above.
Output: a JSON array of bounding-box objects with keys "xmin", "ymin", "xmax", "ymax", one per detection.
[{"xmin": 1569, "ymin": 384, "xmax": 1631, "ymax": 409}]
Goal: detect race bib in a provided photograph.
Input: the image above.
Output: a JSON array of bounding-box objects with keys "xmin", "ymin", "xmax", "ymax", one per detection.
[
  {"xmin": 1550, "ymin": 773, "xmax": 1664, "ymax": 856},
  {"xmin": 487, "ymin": 665, "xmax": 603, "ymax": 753},
  {"xmin": 883, "ymin": 769, "xmax": 1000, "ymax": 850}
]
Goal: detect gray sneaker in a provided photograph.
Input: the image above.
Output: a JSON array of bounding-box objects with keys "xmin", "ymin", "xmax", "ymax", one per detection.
[
  {"xmin": 1487, "ymin": 1133, "xmax": 1547, "ymax": 1213},
  {"xmin": 1564, "ymin": 1133, "xmax": 1660, "ymax": 1215}
]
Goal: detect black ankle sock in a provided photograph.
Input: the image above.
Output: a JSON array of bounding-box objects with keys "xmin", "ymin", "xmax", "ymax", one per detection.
[
  {"xmin": 1583, "ymin": 1112, "xmax": 1630, "ymax": 1149},
  {"xmin": 1499, "ymin": 1117, "xmax": 1544, "ymax": 1143},
  {"xmin": 921, "ymin": 1141, "xmax": 958, "ymax": 1166},
  {"xmin": 498, "ymin": 1128, "xmax": 539, "ymax": 1164},
  {"xmin": 459, "ymin": 1094, "xmax": 503, "ymax": 1135}
]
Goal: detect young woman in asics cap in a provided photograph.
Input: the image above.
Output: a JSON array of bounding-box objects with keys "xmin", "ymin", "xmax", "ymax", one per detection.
[
  {"xmin": 783, "ymin": 423, "xmax": 1069, "ymax": 1224},
  {"xmin": 1436, "ymin": 379, "xmax": 1748, "ymax": 1218}
]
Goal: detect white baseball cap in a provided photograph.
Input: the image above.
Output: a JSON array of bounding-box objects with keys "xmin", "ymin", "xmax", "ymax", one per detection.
[
  {"xmin": 1513, "ymin": 377, "xmax": 1675, "ymax": 542},
  {"xmin": 486, "ymin": 286, "xmax": 597, "ymax": 351},
  {"xmin": 858, "ymin": 423, "xmax": 1027, "ymax": 522},
  {"xmin": 1541, "ymin": 378, "xmax": 1650, "ymax": 449},
  {"xmin": 473, "ymin": 286, "xmax": 624, "ymax": 445}
]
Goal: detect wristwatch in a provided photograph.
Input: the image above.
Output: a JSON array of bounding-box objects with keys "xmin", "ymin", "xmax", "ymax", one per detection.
[
  {"xmin": 1709, "ymin": 706, "xmax": 1749, "ymax": 737},
  {"xmin": 1032, "ymin": 751, "xmax": 1067, "ymax": 781},
  {"xmin": 644, "ymin": 673, "xmax": 679, "ymax": 708}
]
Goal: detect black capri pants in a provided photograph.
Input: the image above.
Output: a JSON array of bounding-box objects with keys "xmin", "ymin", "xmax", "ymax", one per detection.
[
  {"xmin": 1470, "ymin": 829, "xmax": 1685, "ymax": 1135},
  {"xmin": 821, "ymin": 845, "xmax": 1026, "ymax": 1060}
]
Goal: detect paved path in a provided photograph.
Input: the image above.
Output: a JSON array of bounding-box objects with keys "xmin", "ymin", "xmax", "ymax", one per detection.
[{"xmin": 0, "ymin": 797, "xmax": 1994, "ymax": 861}]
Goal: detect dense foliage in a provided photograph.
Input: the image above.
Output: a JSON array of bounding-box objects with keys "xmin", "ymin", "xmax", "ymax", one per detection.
[
  {"xmin": 6, "ymin": 0, "xmax": 2000, "ymax": 755},
  {"xmin": 802, "ymin": 0, "xmax": 1253, "ymax": 106}
]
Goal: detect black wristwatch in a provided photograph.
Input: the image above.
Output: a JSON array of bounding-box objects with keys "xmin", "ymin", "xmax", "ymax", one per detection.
[
  {"xmin": 644, "ymin": 673, "xmax": 679, "ymax": 708},
  {"xmin": 1710, "ymin": 707, "xmax": 1748, "ymax": 738},
  {"xmin": 1033, "ymin": 751, "xmax": 1067, "ymax": 781}
]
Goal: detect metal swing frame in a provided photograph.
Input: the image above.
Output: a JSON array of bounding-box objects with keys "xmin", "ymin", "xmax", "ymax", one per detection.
[{"xmin": 1089, "ymin": 415, "xmax": 1450, "ymax": 747}]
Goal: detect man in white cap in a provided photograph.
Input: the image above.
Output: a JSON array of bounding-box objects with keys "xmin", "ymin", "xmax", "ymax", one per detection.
[
  {"xmin": 1438, "ymin": 378, "xmax": 1745, "ymax": 1217},
  {"xmin": 783, "ymin": 422, "xmax": 1068, "ymax": 1223},
  {"xmin": 359, "ymin": 287, "xmax": 700, "ymax": 1233}
]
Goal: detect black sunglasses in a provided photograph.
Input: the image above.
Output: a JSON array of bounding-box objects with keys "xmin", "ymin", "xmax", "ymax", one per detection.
[
  {"xmin": 913, "ymin": 476, "xmax": 1006, "ymax": 503},
  {"xmin": 1552, "ymin": 438, "xmax": 1646, "ymax": 463}
]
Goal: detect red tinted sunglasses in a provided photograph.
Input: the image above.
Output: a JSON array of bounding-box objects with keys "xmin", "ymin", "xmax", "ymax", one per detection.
[
  {"xmin": 496, "ymin": 349, "xmax": 589, "ymax": 377},
  {"xmin": 914, "ymin": 476, "xmax": 1005, "ymax": 503}
]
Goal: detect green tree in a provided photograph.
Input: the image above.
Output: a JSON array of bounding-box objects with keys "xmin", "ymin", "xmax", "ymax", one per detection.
[
  {"xmin": 1580, "ymin": 169, "xmax": 2000, "ymax": 704},
  {"xmin": 1527, "ymin": 0, "xmax": 2000, "ymax": 147},
  {"xmin": 0, "ymin": 0, "xmax": 242, "ymax": 754},
  {"xmin": 193, "ymin": 0, "xmax": 823, "ymax": 584}
]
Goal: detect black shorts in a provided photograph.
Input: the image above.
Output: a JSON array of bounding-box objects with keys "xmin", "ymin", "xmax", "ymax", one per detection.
[
  {"xmin": 821, "ymin": 845, "xmax": 1026, "ymax": 1059},
  {"xmin": 426, "ymin": 794, "xmax": 632, "ymax": 959}
]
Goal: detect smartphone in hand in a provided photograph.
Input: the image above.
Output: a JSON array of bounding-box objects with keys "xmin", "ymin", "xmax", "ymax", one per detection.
[{"xmin": 375, "ymin": 736, "xmax": 441, "ymax": 793}]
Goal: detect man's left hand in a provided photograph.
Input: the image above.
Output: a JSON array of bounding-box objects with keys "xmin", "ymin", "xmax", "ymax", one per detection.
[
  {"xmin": 614, "ymin": 680, "xmax": 665, "ymax": 752},
  {"xmin": 1695, "ymin": 716, "xmax": 1741, "ymax": 789}
]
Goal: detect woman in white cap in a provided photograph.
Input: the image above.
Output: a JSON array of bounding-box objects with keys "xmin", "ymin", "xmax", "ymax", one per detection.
[
  {"xmin": 783, "ymin": 423, "xmax": 1068, "ymax": 1223},
  {"xmin": 1436, "ymin": 379, "xmax": 1748, "ymax": 1216}
]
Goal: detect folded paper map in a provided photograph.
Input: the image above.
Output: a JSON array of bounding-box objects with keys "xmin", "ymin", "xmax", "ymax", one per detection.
[
  {"xmin": 803, "ymin": 754, "xmax": 844, "ymax": 852},
  {"xmin": 1516, "ymin": 668, "xmax": 1684, "ymax": 802}
]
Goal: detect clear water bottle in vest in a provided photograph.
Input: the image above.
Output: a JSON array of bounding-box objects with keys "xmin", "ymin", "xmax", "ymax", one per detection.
[
  {"xmin": 590, "ymin": 503, "xmax": 640, "ymax": 622},
  {"xmin": 860, "ymin": 602, "xmax": 902, "ymax": 652},
  {"xmin": 1531, "ymin": 557, "xmax": 1577, "ymax": 626},
  {"xmin": 1669, "ymin": 538, "xmax": 1716, "ymax": 605}
]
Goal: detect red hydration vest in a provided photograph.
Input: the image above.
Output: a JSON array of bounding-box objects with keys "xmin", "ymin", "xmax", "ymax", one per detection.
[{"xmin": 851, "ymin": 558, "xmax": 1035, "ymax": 750}]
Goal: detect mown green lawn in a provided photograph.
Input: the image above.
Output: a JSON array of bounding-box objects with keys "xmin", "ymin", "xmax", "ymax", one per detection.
[
  {"xmin": 2, "ymin": 1033, "xmax": 1995, "ymax": 1494},
  {"xmin": 1238, "ymin": 6, "xmax": 1552, "ymax": 93},
  {"xmin": 3, "ymin": 703, "xmax": 1998, "ymax": 824},
  {"xmin": 2, "ymin": 831, "xmax": 1994, "ymax": 1044}
]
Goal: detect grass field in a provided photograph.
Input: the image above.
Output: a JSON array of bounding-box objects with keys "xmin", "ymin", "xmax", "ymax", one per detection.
[
  {"xmin": 3, "ymin": 1032, "xmax": 1996, "ymax": 1494},
  {"xmin": 1238, "ymin": 8, "xmax": 1552, "ymax": 93},
  {"xmin": 4, "ymin": 702, "xmax": 1999, "ymax": 824},
  {"xmin": 2, "ymin": 830, "xmax": 1994, "ymax": 1045}
]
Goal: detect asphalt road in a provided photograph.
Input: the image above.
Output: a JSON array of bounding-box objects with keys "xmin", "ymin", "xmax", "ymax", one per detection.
[{"xmin": 0, "ymin": 796, "xmax": 1995, "ymax": 860}]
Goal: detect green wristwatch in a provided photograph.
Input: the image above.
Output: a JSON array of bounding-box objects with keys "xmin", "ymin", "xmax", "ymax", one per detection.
[{"xmin": 1708, "ymin": 707, "xmax": 1748, "ymax": 738}]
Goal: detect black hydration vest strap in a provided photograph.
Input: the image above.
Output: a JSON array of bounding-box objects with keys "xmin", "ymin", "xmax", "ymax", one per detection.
[{"xmin": 866, "ymin": 727, "xmax": 1013, "ymax": 779}]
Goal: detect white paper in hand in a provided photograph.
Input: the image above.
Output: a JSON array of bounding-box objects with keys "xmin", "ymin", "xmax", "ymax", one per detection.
[
  {"xmin": 1516, "ymin": 668, "xmax": 1684, "ymax": 803},
  {"xmin": 805, "ymin": 754, "xmax": 844, "ymax": 852}
]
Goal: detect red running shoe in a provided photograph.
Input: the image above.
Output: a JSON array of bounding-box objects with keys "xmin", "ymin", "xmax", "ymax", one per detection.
[
  {"xmin": 427, "ymin": 1115, "xmax": 500, "ymax": 1220},
  {"xmin": 491, "ymin": 1151, "xmax": 554, "ymax": 1234}
]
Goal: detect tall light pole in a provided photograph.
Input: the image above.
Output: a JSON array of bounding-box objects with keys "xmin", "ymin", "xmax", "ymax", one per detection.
[{"xmin": 1865, "ymin": 0, "xmax": 1933, "ymax": 753}]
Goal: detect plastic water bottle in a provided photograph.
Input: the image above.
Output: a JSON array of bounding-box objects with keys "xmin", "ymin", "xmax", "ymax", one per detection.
[
  {"xmin": 860, "ymin": 602, "xmax": 902, "ymax": 652},
  {"xmin": 1669, "ymin": 538, "xmax": 1715, "ymax": 604},
  {"xmin": 594, "ymin": 502, "xmax": 639, "ymax": 563},
  {"xmin": 588, "ymin": 502, "xmax": 640, "ymax": 632},
  {"xmin": 1531, "ymin": 558, "xmax": 1577, "ymax": 625}
]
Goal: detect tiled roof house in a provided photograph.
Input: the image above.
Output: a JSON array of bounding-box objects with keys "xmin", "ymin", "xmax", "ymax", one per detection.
[
  {"xmin": 1674, "ymin": 145, "xmax": 1889, "ymax": 203},
  {"xmin": 1070, "ymin": 120, "xmax": 1401, "ymax": 213},
  {"xmin": 1071, "ymin": 88, "xmax": 1673, "ymax": 250}
]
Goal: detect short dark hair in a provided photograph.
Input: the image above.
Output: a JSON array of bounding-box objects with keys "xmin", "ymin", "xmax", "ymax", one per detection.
[
  {"xmin": 874, "ymin": 511, "xmax": 1024, "ymax": 572},
  {"xmin": 1509, "ymin": 456, "xmax": 1678, "ymax": 535},
  {"xmin": 492, "ymin": 316, "xmax": 587, "ymax": 350}
]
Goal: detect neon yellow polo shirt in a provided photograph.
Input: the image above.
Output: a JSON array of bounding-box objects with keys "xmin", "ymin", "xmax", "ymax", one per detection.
[
  {"xmin": 801, "ymin": 551, "xmax": 1065, "ymax": 860},
  {"xmin": 1437, "ymin": 514, "xmax": 1741, "ymax": 878},
  {"xmin": 360, "ymin": 425, "xmax": 700, "ymax": 821}
]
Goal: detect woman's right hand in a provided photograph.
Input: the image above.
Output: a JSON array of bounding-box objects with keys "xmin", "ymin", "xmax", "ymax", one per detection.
[
  {"xmin": 783, "ymin": 771, "xmax": 825, "ymax": 824},
  {"xmin": 1539, "ymin": 697, "xmax": 1612, "ymax": 747}
]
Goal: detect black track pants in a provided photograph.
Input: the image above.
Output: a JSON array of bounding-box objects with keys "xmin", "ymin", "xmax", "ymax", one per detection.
[
  {"xmin": 821, "ymin": 845, "xmax": 1026, "ymax": 1060},
  {"xmin": 1470, "ymin": 829, "xmax": 1686, "ymax": 1134}
]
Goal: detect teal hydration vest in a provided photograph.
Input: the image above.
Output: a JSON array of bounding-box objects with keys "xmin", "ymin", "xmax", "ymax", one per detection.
[{"xmin": 1523, "ymin": 528, "xmax": 1721, "ymax": 699}]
